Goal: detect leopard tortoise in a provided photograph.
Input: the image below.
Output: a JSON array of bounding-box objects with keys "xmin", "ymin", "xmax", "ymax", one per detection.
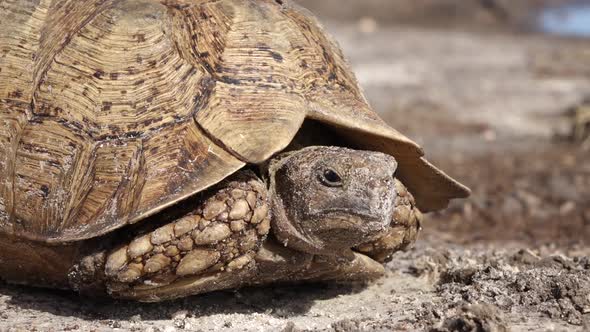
[{"xmin": 0, "ymin": 0, "xmax": 469, "ymax": 301}]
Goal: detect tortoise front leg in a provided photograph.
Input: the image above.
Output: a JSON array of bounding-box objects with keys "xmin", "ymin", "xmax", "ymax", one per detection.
[{"xmin": 70, "ymin": 171, "xmax": 271, "ymax": 301}]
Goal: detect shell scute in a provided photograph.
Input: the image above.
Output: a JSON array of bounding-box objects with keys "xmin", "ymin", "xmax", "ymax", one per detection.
[{"xmin": 0, "ymin": 0, "xmax": 468, "ymax": 242}]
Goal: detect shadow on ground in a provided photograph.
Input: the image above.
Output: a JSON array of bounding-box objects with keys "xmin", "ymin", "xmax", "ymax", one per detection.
[{"xmin": 0, "ymin": 280, "xmax": 361, "ymax": 321}]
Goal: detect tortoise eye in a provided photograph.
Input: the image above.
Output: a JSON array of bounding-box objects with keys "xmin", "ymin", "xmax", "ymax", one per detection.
[{"xmin": 319, "ymin": 168, "xmax": 343, "ymax": 187}]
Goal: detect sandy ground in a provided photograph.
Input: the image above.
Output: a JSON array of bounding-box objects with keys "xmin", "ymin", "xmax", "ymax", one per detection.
[
  {"xmin": 1, "ymin": 2, "xmax": 590, "ymax": 332},
  {"xmin": 1, "ymin": 238, "xmax": 589, "ymax": 331}
]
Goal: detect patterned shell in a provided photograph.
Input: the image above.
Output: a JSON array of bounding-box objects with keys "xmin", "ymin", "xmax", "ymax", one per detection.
[{"xmin": 0, "ymin": 0, "xmax": 469, "ymax": 243}]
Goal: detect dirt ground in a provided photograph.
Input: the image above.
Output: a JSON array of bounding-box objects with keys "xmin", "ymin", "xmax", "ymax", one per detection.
[{"xmin": 1, "ymin": 1, "xmax": 589, "ymax": 331}]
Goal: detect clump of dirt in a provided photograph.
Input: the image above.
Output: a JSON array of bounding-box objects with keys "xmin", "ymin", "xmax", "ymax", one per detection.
[
  {"xmin": 408, "ymin": 244, "xmax": 590, "ymax": 329},
  {"xmin": 428, "ymin": 303, "xmax": 509, "ymax": 332}
]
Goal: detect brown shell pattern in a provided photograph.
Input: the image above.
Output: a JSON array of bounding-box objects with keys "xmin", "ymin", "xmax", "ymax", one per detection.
[{"xmin": 0, "ymin": 0, "xmax": 469, "ymax": 242}]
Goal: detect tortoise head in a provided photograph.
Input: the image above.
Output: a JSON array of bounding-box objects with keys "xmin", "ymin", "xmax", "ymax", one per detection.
[{"xmin": 268, "ymin": 146, "xmax": 401, "ymax": 256}]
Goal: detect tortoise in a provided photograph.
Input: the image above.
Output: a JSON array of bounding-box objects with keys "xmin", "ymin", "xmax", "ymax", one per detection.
[{"xmin": 0, "ymin": 0, "xmax": 470, "ymax": 301}]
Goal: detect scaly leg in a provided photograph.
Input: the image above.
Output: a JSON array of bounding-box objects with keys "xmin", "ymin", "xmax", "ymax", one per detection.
[{"xmin": 70, "ymin": 171, "xmax": 271, "ymax": 301}]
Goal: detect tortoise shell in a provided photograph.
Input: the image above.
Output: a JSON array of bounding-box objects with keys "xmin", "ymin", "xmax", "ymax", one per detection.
[{"xmin": 0, "ymin": 0, "xmax": 469, "ymax": 243}]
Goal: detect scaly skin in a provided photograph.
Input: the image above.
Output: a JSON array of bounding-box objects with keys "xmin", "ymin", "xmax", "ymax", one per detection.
[
  {"xmin": 74, "ymin": 148, "xmax": 424, "ymax": 301},
  {"xmin": 70, "ymin": 172, "xmax": 271, "ymax": 297}
]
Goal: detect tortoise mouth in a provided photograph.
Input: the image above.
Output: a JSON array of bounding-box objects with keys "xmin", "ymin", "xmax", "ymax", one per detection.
[
  {"xmin": 308, "ymin": 209, "xmax": 391, "ymax": 234},
  {"xmin": 309, "ymin": 217, "xmax": 391, "ymax": 253},
  {"xmin": 312, "ymin": 208, "xmax": 379, "ymax": 220}
]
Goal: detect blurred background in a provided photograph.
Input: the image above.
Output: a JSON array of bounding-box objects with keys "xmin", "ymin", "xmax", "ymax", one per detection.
[{"xmin": 297, "ymin": 0, "xmax": 590, "ymax": 246}]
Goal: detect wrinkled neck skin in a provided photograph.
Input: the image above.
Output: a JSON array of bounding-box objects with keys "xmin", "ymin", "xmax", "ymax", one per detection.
[
  {"xmin": 269, "ymin": 181, "xmax": 334, "ymax": 256},
  {"xmin": 267, "ymin": 156, "xmax": 330, "ymax": 255}
]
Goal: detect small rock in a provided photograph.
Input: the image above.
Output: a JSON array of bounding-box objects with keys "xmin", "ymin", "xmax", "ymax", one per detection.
[
  {"xmin": 171, "ymin": 310, "xmax": 188, "ymax": 320},
  {"xmin": 281, "ymin": 321, "xmax": 300, "ymax": 332},
  {"xmin": 559, "ymin": 201, "xmax": 576, "ymax": 215},
  {"xmin": 512, "ymin": 249, "xmax": 541, "ymax": 265}
]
